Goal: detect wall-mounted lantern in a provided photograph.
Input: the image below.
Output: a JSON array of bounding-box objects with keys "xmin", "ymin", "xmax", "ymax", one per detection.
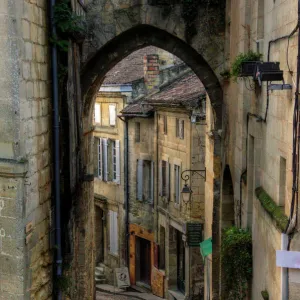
[{"xmin": 181, "ymin": 169, "xmax": 206, "ymax": 204}]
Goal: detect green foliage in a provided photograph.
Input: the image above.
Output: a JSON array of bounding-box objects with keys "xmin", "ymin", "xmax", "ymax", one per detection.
[
  {"xmin": 51, "ymin": 0, "xmax": 86, "ymax": 51},
  {"xmin": 261, "ymin": 290, "xmax": 269, "ymax": 300},
  {"xmin": 221, "ymin": 226, "xmax": 252, "ymax": 300},
  {"xmin": 231, "ymin": 51, "xmax": 262, "ymax": 80},
  {"xmin": 220, "ymin": 69, "xmax": 231, "ymax": 80},
  {"xmin": 255, "ymin": 187, "xmax": 288, "ymax": 232},
  {"xmin": 54, "ymin": 274, "xmax": 73, "ymax": 297}
]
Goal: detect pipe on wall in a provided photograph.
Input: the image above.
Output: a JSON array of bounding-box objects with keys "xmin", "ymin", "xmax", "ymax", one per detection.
[{"xmin": 49, "ymin": 0, "xmax": 63, "ymax": 299}]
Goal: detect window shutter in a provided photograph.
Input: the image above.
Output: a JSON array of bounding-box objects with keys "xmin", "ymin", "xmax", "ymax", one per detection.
[
  {"xmin": 103, "ymin": 138, "xmax": 108, "ymax": 181},
  {"xmin": 176, "ymin": 118, "xmax": 179, "ymax": 137},
  {"xmin": 95, "ymin": 103, "xmax": 101, "ymax": 123},
  {"xmin": 150, "ymin": 161, "xmax": 154, "ymax": 204},
  {"xmin": 180, "ymin": 120, "xmax": 184, "ymax": 139},
  {"xmin": 166, "ymin": 162, "xmax": 170, "ymax": 199},
  {"xmin": 94, "ymin": 137, "xmax": 99, "ymax": 177},
  {"xmin": 137, "ymin": 159, "xmax": 144, "ymax": 201},
  {"xmin": 115, "ymin": 140, "xmax": 120, "ymax": 184},
  {"xmin": 159, "ymin": 161, "xmax": 162, "ymax": 196},
  {"xmin": 98, "ymin": 138, "xmax": 103, "ymax": 180},
  {"xmin": 175, "ymin": 165, "xmax": 179, "ymax": 203},
  {"xmin": 109, "ymin": 104, "xmax": 116, "ymax": 126},
  {"xmin": 109, "ymin": 211, "xmax": 119, "ymax": 255}
]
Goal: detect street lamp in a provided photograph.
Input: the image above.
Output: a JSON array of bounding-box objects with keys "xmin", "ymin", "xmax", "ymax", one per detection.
[{"xmin": 181, "ymin": 169, "xmax": 206, "ymax": 204}]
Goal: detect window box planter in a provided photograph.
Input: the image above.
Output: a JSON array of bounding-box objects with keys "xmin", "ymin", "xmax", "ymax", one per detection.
[
  {"xmin": 239, "ymin": 61, "xmax": 258, "ymax": 77},
  {"xmin": 254, "ymin": 62, "xmax": 283, "ymax": 83}
]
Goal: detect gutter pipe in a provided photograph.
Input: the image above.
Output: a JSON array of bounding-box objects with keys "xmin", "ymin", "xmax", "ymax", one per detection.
[{"xmin": 49, "ymin": 1, "xmax": 63, "ymax": 299}]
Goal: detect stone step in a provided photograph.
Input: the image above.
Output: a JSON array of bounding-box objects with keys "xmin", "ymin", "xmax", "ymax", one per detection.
[
  {"xmin": 95, "ymin": 278, "xmax": 107, "ymax": 284},
  {"xmin": 95, "ymin": 274, "xmax": 106, "ymax": 280},
  {"xmin": 95, "ymin": 269, "xmax": 104, "ymax": 276},
  {"xmin": 95, "ymin": 266, "xmax": 104, "ymax": 273}
]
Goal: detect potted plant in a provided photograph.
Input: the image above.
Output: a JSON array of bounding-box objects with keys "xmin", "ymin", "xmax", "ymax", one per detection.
[{"xmin": 231, "ymin": 50, "xmax": 262, "ymax": 80}]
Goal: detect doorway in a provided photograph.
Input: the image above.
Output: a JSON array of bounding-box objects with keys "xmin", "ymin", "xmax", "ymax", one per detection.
[
  {"xmin": 95, "ymin": 207, "xmax": 104, "ymax": 264},
  {"xmin": 136, "ymin": 237, "xmax": 151, "ymax": 287},
  {"xmin": 177, "ymin": 230, "xmax": 185, "ymax": 293}
]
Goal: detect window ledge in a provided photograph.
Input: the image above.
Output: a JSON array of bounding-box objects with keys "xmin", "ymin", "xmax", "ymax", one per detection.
[
  {"xmin": 174, "ymin": 203, "xmax": 180, "ymax": 210},
  {"xmin": 255, "ymin": 187, "xmax": 288, "ymax": 232}
]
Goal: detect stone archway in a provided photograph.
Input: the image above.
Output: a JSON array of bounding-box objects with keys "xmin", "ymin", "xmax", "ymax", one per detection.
[{"xmin": 65, "ymin": 7, "xmax": 225, "ymax": 298}]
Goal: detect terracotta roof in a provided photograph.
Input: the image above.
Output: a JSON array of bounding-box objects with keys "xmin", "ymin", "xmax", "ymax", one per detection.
[
  {"xmin": 120, "ymin": 103, "xmax": 154, "ymax": 115},
  {"xmin": 120, "ymin": 73, "xmax": 205, "ymax": 115},
  {"xmin": 145, "ymin": 73, "xmax": 205, "ymax": 105},
  {"xmin": 103, "ymin": 46, "xmax": 182, "ymax": 85}
]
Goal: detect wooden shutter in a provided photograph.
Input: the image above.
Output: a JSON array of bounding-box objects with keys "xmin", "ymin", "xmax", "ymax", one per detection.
[
  {"xmin": 166, "ymin": 162, "xmax": 170, "ymax": 199},
  {"xmin": 150, "ymin": 161, "xmax": 154, "ymax": 204},
  {"xmin": 103, "ymin": 138, "xmax": 108, "ymax": 181},
  {"xmin": 115, "ymin": 140, "xmax": 120, "ymax": 184},
  {"xmin": 137, "ymin": 159, "xmax": 144, "ymax": 201},
  {"xmin": 109, "ymin": 211, "xmax": 118, "ymax": 255},
  {"xmin": 109, "ymin": 104, "xmax": 116, "ymax": 126},
  {"xmin": 98, "ymin": 138, "xmax": 103, "ymax": 180},
  {"xmin": 159, "ymin": 161, "xmax": 162, "ymax": 196},
  {"xmin": 176, "ymin": 118, "xmax": 179, "ymax": 137},
  {"xmin": 180, "ymin": 120, "xmax": 184, "ymax": 139},
  {"xmin": 175, "ymin": 165, "xmax": 179, "ymax": 203},
  {"xmin": 93, "ymin": 137, "xmax": 98, "ymax": 177}
]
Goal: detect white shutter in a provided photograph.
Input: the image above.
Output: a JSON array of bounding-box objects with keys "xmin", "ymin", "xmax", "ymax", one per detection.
[
  {"xmin": 109, "ymin": 104, "xmax": 116, "ymax": 126},
  {"xmin": 103, "ymin": 138, "xmax": 108, "ymax": 181},
  {"xmin": 115, "ymin": 140, "xmax": 120, "ymax": 184},
  {"xmin": 175, "ymin": 165, "xmax": 179, "ymax": 203},
  {"xmin": 109, "ymin": 211, "xmax": 119, "ymax": 255},
  {"xmin": 166, "ymin": 162, "xmax": 170, "ymax": 199},
  {"xmin": 94, "ymin": 137, "xmax": 99, "ymax": 177},
  {"xmin": 137, "ymin": 159, "xmax": 144, "ymax": 201},
  {"xmin": 95, "ymin": 103, "xmax": 101, "ymax": 123},
  {"xmin": 150, "ymin": 161, "xmax": 154, "ymax": 204}
]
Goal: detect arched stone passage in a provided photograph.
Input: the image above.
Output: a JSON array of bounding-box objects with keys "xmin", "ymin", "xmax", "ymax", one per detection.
[
  {"xmin": 81, "ymin": 25, "xmax": 223, "ymax": 129},
  {"xmin": 74, "ymin": 23, "xmax": 224, "ymax": 300}
]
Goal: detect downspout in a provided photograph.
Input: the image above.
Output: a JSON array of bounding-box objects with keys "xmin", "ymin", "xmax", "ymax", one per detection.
[
  {"xmin": 124, "ymin": 119, "xmax": 129, "ymax": 267},
  {"xmin": 49, "ymin": 1, "xmax": 63, "ymax": 299}
]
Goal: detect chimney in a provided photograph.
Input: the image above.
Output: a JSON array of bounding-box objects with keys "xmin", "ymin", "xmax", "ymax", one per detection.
[{"xmin": 143, "ymin": 54, "xmax": 160, "ymax": 92}]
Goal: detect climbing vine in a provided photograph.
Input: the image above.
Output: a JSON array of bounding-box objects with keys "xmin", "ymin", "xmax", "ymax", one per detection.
[{"xmin": 221, "ymin": 226, "xmax": 252, "ymax": 300}]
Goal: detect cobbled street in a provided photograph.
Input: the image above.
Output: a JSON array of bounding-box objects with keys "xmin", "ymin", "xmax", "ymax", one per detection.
[{"xmin": 96, "ymin": 291, "xmax": 140, "ymax": 300}]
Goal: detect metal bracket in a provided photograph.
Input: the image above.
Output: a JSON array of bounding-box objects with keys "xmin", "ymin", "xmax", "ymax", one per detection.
[{"xmin": 181, "ymin": 168, "xmax": 206, "ymax": 183}]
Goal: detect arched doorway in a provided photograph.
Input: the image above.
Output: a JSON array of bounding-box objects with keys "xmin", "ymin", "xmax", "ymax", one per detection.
[{"xmin": 63, "ymin": 23, "xmax": 224, "ymax": 299}]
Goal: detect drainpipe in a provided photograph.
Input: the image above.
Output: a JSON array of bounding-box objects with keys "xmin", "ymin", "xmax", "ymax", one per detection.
[
  {"xmin": 49, "ymin": 0, "xmax": 63, "ymax": 299},
  {"xmin": 124, "ymin": 119, "xmax": 130, "ymax": 266}
]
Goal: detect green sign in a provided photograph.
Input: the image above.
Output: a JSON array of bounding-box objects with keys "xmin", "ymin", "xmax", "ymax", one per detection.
[
  {"xmin": 200, "ymin": 237, "xmax": 212, "ymax": 259},
  {"xmin": 186, "ymin": 223, "xmax": 203, "ymax": 247}
]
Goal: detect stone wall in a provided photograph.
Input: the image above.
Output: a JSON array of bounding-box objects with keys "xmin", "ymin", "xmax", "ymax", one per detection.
[{"xmin": 0, "ymin": 0, "xmax": 52, "ymax": 299}]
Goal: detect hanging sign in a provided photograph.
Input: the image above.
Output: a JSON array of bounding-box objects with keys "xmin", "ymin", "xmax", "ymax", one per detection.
[
  {"xmin": 276, "ymin": 250, "xmax": 300, "ymax": 269},
  {"xmin": 186, "ymin": 222, "xmax": 203, "ymax": 247}
]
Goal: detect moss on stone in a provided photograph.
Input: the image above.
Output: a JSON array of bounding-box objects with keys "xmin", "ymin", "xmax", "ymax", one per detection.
[
  {"xmin": 255, "ymin": 187, "xmax": 288, "ymax": 232},
  {"xmin": 261, "ymin": 290, "xmax": 269, "ymax": 299}
]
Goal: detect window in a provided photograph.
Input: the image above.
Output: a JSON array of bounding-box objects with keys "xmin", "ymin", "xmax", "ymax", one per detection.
[
  {"xmin": 176, "ymin": 119, "xmax": 184, "ymax": 139},
  {"xmin": 163, "ymin": 115, "xmax": 167, "ymax": 135},
  {"xmin": 160, "ymin": 160, "xmax": 169, "ymax": 198},
  {"xmin": 174, "ymin": 165, "xmax": 181, "ymax": 204},
  {"xmin": 135, "ymin": 122, "xmax": 140, "ymax": 143},
  {"xmin": 94, "ymin": 138, "xmax": 120, "ymax": 184},
  {"xmin": 109, "ymin": 104, "xmax": 116, "ymax": 126},
  {"xmin": 94, "ymin": 103, "xmax": 101, "ymax": 124},
  {"xmin": 137, "ymin": 159, "xmax": 154, "ymax": 202},
  {"xmin": 109, "ymin": 210, "xmax": 118, "ymax": 255}
]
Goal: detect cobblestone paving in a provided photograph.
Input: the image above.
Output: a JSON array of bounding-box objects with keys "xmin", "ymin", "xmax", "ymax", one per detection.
[{"xmin": 96, "ymin": 291, "xmax": 140, "ymax": 300}]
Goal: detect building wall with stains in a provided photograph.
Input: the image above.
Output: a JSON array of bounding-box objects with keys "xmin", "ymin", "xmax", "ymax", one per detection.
[{"xmin": 0, "ymin": 1, "xmax": 52, "ymax": 299}]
